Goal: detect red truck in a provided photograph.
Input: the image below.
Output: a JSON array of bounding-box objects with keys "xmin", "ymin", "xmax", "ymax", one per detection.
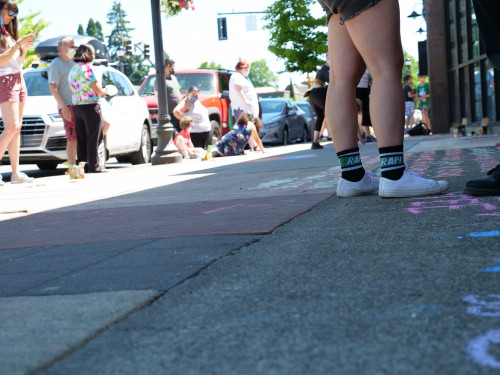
[{"xmin": 138, "ymin": 69, "xmax": 233, "ymax": 144}]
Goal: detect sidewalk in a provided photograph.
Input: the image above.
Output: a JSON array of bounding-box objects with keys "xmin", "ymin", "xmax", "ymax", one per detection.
[{"xmin": 1, "ymin": 134, "xmax": 500, "ymax": 374}]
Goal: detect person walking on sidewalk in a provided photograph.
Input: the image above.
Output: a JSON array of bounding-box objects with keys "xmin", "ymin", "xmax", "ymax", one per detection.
[
  {"xmin": 0, "ymin": 0, "xmax": 36, "ymax": 185},
  {"xmin": 416, "ymin": 74, "xmax": 431, "ymax": 133},
  {"xmin": 316, "ymin": 0, "xmax": 448, "ymax": 198},
  {"xmin": 305, "ymin": 86, "xmax": 327, "ymax": 149},
  {"xmin": 154, "ymin": 58, "xmax": 182, "ymax": 134},
  {"xmin": 48, "ymin": 36, "xmax": 76, "ymax": 165},
  {"xmin": 69, "ymin": 43, "xmax": 108, "ymax": 173},
  {"xmin": 463, "ymin": 0, "xmax": 500, "ymax": 196},
  {"xmin": 356, "ymin": 68, "xmax": 376, "ymax": 142},
  {"xmin": 403, "ymin": 74, "xmax": 416, "ymax": 131}
]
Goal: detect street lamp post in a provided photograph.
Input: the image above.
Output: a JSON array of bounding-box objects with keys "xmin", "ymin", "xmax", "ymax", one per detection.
[
  {"xmin": 116, "ymin": 46, "xmax": 125, "ymax": 73},
  {"xmin": 150, "ymin": 0, "xmax": 182, "ymax": 165},
  {"xmin": 405, "ymin": 58, "xmax": 411, "ymax": 75}
]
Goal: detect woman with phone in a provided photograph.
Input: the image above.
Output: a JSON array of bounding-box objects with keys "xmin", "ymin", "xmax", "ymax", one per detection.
[{"xmin": 0, "ymin": 0, "xmax": 36, "ymax": 185}]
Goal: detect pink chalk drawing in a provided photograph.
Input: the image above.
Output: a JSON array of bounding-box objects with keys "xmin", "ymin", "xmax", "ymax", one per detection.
[
  {"xmin": 466, "ymin": 329, "xmax": 500, "ymax": 369},
  {"xmin": 463, "ymin": 295, "xmax": 500, "ymax": 317},
  {"xmin": 403, "ymin": 192, "xmax": 497, "ymax": 215}
]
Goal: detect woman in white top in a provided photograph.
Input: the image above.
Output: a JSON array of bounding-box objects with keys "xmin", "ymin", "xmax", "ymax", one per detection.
[
  {"xmin": 0, "ymin": 0, "xmax": 36, "ymax": 185},
  {"xmin": 229, "ymin": 60, "xmax": 259, "ymax": 121},
  {"xmin": 173, "ymin": 86, "xmax": 212, "ymax": 149}
]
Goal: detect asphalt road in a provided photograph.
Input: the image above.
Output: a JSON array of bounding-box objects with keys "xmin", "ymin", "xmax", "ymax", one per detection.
[{"xmin": 1, "ymin": 135, "xmax": 500, "ymax": 375}]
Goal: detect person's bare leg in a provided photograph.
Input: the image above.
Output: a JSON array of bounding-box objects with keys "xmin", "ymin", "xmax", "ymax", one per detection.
[
  {"xmin": 325, "ymin": 14, "xmax": 367, "ymax": 152},
  {"xmin": 66, "ymin": 139, "xmax": 77, "ymax": 165},
  {"xmin": 344, "ymin": 0, "xmax": 404, "ymax": 148},
  {"xmin": 0, "ymin": 102, "xmax": 22, "ymax": 175}
]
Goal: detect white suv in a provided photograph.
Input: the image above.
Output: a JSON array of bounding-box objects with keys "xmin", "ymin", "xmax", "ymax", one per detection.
[{"xmin": 0, "ymin": 65, "xmax": 153, "ymax": 170}]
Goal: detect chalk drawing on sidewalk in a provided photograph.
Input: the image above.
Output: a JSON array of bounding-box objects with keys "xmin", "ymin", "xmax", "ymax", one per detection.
[
  {"xmin": 249, "ymin": 167, "xmax": 340, "ymax": 192},
  {"xmin": 202, "ymin": 204, "xmax": 272, "ymax": 214},
  {"xmin": 480, "ymin": 258, "xmax": 500, "ymax": 273},
  {"xmin": 468, "ymin": 231, "xmax": 500, "ymax": 238},
  {"xmin": 402, "ymin": 192, "xmax": 497, "ymax": 215},
  {"xmin": 466, "ymin": 329, "xmax": 500, "ymax": 369},
  {"xmin": 463, "ymin": 295, "xmax": 500, "ymax": 317}
]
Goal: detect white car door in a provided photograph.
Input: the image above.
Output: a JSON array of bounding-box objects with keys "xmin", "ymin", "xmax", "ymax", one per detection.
[{"xmin": 102, "ymin": 71, "xmax": 144, "ymax": 154}]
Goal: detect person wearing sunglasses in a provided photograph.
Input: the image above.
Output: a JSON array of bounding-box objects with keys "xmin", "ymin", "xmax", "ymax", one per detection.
[{"xmin": 0, "ymin": 0, "xmax": 37, "ymax": 185}]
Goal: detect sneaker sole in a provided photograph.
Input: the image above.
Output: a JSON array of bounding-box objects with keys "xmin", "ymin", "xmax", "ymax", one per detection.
[
  {"xmin": 11, "ymin": 180, "xmax": 34, "ymax": 184},
  {"xmin": 337, "ymin": 187, "xmax": 379, "ymax": 197},
  {"xmin": 463, "ymin": 187, "xmax": 500, "ymax": 196},
  {"xmin": 379, "ymin": 184, "xmax": 449, "ymax": 198}
]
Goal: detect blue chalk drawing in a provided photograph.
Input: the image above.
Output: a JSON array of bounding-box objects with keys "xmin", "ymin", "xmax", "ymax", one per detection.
[
  {"xmin": 468, "ymin": 231, "xmax": 500, "ymax": 238},
  {"xmin": 482, "ymin": 258, "xmax": 500, "ymax": 273},
  {"xmin": 467, "ymin": 329, "xmax": 500, "ymax": 368}
]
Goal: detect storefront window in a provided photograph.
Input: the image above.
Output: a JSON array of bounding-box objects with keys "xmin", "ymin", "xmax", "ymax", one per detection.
[
  {"xmin": 485, "ymin": 60, "xmax": 496, "ymax": 120},
  {"xmin": 458, "ymin": 0, "xmax": 468, "ymax": 63},
  {"xmin": 470, "ymin": 0, "xmax": 480, "ymax": 58},
  {"xmin": 473, "ymin": 63, "xmax": 482, "ymax": 120},
  {"xmin": 448, "ymin": 0, "xmax": 457, "ymax": 66}
]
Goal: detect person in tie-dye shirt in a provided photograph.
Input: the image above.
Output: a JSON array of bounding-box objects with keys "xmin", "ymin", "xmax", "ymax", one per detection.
[{"xmin": 69, "ymin": 43, "xmax": 107, "ymax": 173}]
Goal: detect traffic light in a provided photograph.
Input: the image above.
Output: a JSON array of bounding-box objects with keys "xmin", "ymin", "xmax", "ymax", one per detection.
[
  {"xmin": 217, "ymin": 17, "xmax": 227, "ymax": 41},
  {"xmin": 125, "ymin": 39, "xmax": 133, "ymax": 57},
  {"xmin": 143, "ymin": 43, "xmax": 150, "ymax": 60}
]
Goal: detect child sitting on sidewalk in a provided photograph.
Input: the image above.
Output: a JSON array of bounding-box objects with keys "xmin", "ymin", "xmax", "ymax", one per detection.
[{"xmin": 174, "ymin": 116, "xmax": 200, "ymax": 159}]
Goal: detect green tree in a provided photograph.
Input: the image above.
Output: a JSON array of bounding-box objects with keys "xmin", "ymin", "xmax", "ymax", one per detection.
[
  {"xmin": 86, "ymin": 18, "xmax": 97, "ymax": 38},
  {"xmin": 288, "ymin": 77, "xmax": 295, "ymax": 100},
  {"xmin": 263, "ymin": 0, "xmax": 327, "ymax": 74},
  {"xmin": 199, "ymin": 61, "xmax": 223, "ymax": 69},
  {"xmin": 17, "ymin": 0, "xmax": 49, "ymax": 68},
  {"xmin": 248, "ymin": 59, "xmax": 278, "ymax": 88},
  {"xmin": 78, "ymin": 19, "xmax": 104, "ymax": 40},
  {"xmin": 106, "ymin": 0, "xmax": 149, "ymax": 85}
]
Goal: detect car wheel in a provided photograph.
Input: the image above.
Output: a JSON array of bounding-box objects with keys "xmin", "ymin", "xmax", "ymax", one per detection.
[
  {"xmin": 98, "ymin": 137, "xmax": 107, "ymax": 168},
  {"xmin": 36, "ymin": 161, "xmax": 60, "ymax": 170},
  {"xmin": 302, "ymin": 125, "xmax": 309, "ymax": 142},
  {"xmin": 282, "ymin": 127, "xmax": 289, "ymax": 146},
  {"xmin": 130, "ymin": 125, "xmax": 152, "ymax": 164},
  {"xmin": 116, "ymin": 156, "xmax": 130, "ymax": 163},
  {"xmin": 208, "ymin": 120, "xmax": 221, "ymax": 145}
]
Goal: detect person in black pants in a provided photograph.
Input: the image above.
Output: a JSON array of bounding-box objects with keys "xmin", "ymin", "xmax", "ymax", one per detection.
[
  {"xmin": 68, "ymin": 43, "xmax": 107, "ymax": 173},
  {"xmin": 306, "ymin": 86, "xmax": 327, "ymax": 149},
  {"xmin": 463, "ymin": 0, "xmax": 500, "ymax": 195}
]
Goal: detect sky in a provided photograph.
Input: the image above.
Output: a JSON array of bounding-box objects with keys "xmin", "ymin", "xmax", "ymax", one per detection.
[{"xmin": 20, "ymin": 0, "xmax": 426, "ymax": 88}]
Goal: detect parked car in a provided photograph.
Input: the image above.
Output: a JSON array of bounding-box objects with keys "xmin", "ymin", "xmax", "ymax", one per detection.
[
  {"xmin": 138, "ymin": 69, "xmax": 233, "ymax": 145},
  {"xmin": 295, "ymin": 101, "xmax": 315, "ymax": 141},
  {"xmin": 0, "ymin": 52, "xmax": 152, "ymax": 170},
  {"xmin": 259, "ymin": 98, "xmax": 309, "ymax": 145}
]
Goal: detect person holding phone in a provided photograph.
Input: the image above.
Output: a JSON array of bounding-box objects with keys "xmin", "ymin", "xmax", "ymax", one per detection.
[{"xmin": 0, "ymin": 0, "xmax": 36, "ymax": 185}]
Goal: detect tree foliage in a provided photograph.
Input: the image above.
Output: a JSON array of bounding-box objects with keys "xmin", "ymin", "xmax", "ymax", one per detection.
[
  {"xmin": 402, "ymin": 50, "xmax": 419, "ymax": 83},
  {"xmin": 77, "ymin": 18, "xmax": 104, "ymax": 40},
  {"xmin": 263, "ymin": 0, "xmax": 327, "ymax": 74},
  {"xmin": 106, "ymin": 0, "xmax": 150, "ymax": 85},
  {"xmin": 248, "ymin": 59, "xmax": 278, "ymax": 88},
  {"xmin": 199, "ymin": 61, "xmax": 223, "ymax": 69},
  {"xmin": 17, "ymin": 0, "xmax": 49, "ymax": 68}
]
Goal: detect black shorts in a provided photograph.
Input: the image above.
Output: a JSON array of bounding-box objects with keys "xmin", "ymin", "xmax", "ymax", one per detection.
[{"xmin": 317, "ymin": 0, "xmax": 381, "ymax": 23}]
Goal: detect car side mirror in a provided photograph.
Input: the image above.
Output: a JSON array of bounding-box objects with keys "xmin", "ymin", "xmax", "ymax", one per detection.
[
  {"xmin": 287, "ymin": 109, "xmax": 297, "ymax": 116},
  {"xmin": 104, "ymin": 84, "xmax": 118, "ymax": 101},
  {"xmin": 221, "ymin": 90, "xmax": 230, "ymax": 99}
]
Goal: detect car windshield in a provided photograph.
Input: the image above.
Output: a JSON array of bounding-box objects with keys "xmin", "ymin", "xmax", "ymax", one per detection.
[
  {"xmin": 24, "ymin": 70, "xmax": 51, "ymax": 96},
  {"xmin": 261, "ymin": 101, "xmax": 284, "ymax": 113},
  {"xmin": 138, "ymin": 73, "xmax": 216, "ymax": 96}
]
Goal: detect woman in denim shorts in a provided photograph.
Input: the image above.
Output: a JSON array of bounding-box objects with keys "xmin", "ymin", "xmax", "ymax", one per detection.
[
  {"xmin": 0, "ymin": 0, "xmax": 37, "ymax": 185},
  {"xmin": 317, "ymin": 0, "xmax": 449, "ymax": 198}
]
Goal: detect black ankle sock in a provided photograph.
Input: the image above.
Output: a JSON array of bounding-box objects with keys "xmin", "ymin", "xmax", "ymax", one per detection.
[
  {"xmin": 379, "ymin": 145, "xmax": 405, "ymax": 180},
  {"xmin": 337, "ymin": 148, "xmax": 365, "ymax": 182}
]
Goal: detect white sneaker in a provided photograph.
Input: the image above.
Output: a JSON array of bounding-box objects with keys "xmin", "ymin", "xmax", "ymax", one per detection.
[
  {"xmin": 379, "ymin": 165, "xmax": 449, "ymax": 198},
  {"xmin": 336, "ymin": 170, "xmax": 379, "ymax": 197},
  {"xmin": 11, "ymin": 172, "xmax": 34, "ymax": 184}
]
